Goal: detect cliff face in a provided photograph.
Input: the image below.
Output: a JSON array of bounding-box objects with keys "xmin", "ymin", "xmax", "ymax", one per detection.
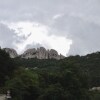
[
  {"xmin": 21, "ymin": 47, "xmax": 65, "ymax": 60},
  {"xmin": 3, "ymin": 47, "xmax": 65, "ymax": 60},
  {"xmin": 3, "ymin": 48, "xmax": 18, "ymax": 58}
]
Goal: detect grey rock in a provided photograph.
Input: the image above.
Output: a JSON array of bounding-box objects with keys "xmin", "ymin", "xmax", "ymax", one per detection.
[
  {"xmin": 21, "ymin": 47, "xmax": 48, "ymax": 59},
  {"xmin": 3, "ymin": 48, "xmax": 18, "ymax": 58},
  {"xmin": 37, "ymin": 47, "xmax": 48, "ymax": 59},
  {"xmin": 21, "ymin": 48, "xmax": 37, "ymax": 59},
  {"xmin": 48, "ymin": 49, "xmax": 59, "ymax": 59},
  {"xmin": 59, "ymin": 54, "xmax": 65, "ymax": 59},
  {"xmin": 2, "ymin": 47, "xmax": 65, "ymax": 59},
  {"xmin": 90, "ymin": 87, "xmax": 100, "ymax": 91},
  {"xmin": 21, "ymin": 47, "xmax": 65, "ymax": 60}
]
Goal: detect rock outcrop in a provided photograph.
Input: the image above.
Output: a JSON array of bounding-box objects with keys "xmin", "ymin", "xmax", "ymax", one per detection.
[
  {"xmin": 21, "ymin": 47, "xmax": 65, "ymax": 60},
  {"xmin": 37, "ymin": 47, "xmax": 48, "ymax": 59},
  {"xmin": 90, "ymin": 87, "xmax": 100, "ymax": 91},
  {"xmin": 3, "ymin": 48, "xmax": 18, "ymax": 58},
  {"xmin": 48, "ymin": 49, "xmax": 59, "ymax": 59},
  {"xmin": 3, "ymin": 47, "xmax": 65, "ymax": 60},
  {"xmin": 21, "ymin": 48, "xmax": 37, "ymax": 59}
]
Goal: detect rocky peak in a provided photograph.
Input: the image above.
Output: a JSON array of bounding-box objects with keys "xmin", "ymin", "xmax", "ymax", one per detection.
[
  {"xmin": 3, "ymin": 48, "xmax": 18, "ymax": 58},
  {"xmin": 21, "ymin": 47, "xmax": 65, "ymax": 60},
  {"xmin": 37, "ymin": 47, "xmax": 48, "ymax": 59},
  {"xmin": 48, "ymin": 49, "xmax": 59, "ymax": 59},
  {"xmin": 2, "ymin": 47, "xmax": 65, "ymax": 60},
  {"xmin": 21, "ymin": 48, "xmax": 37, "ymax": 59}
]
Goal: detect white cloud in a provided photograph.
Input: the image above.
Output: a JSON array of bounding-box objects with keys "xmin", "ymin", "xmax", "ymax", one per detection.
[
  {"xmin": 2, "ymin": 21, "xmax": 72, "ymax": 56},
  {"xmin": 53, "ymin": 14, "xmax": 64, "ymax": 20},
  {"xmin": 0, "ymin": 0, "xmax": 100, "ymax": 56}
]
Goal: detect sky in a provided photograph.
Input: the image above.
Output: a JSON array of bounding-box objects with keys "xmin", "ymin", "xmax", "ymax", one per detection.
[{"xmin": 0, "ymin": 0, "xmax": 100, "ymax": 56}]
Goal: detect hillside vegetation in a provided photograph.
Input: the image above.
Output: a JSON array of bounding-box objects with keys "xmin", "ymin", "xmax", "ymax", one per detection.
[{"xmin": 0, "ymin": 48, "xmax": 100, "ymax": 100}]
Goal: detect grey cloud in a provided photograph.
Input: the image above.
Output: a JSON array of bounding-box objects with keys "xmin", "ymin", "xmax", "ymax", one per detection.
[
  {"xmin": 0, "ymin": 0, "xmax": 99, "ymax": 23},
  {"xmin": 0, "ymin": 23, "xmax": 25, "ymax": 49},
  {"xmin": 0, "ymin": 23, "xmax": 16, "ymax": 48},
  {"xmin": 52, "ymin": 14, "xmax": 100, "ymax": 55},
  {"xmin": 0, "ymin": 0, "xmax": 100, "ymax": 55},
  {"xmin": 24, "ymin": 43, "xmax": 42, "ymax": 53},
  {"xmin": 68, "ymin": 19, "xmax": 100, "ymax": 55}
]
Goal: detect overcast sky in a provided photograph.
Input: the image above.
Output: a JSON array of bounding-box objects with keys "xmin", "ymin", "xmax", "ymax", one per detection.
[{"xmin": 0, "ymin": 0, "xmax": 100, "ymax": 56}]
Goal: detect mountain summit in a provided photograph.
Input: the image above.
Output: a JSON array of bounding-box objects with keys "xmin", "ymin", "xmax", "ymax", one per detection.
[{"xmin": 3, "ymin": 47, "xmax": 65, "ymax": 60}]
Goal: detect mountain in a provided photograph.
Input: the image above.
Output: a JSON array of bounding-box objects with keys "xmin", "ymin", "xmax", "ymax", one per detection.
[
  {"xmin": 1, "ymin": 47, "xmax": 100, "ymax": 100},
  {"xmin": 3, "ymin": 47, "xmax": 65, "ymax": 60},
  {"xmin": 3, "ymin": 48, "xmax": 18, "ymax": 58}
]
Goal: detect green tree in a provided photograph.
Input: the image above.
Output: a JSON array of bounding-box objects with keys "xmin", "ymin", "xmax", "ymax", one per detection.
[
  {"xmin": 6, "ymin": 68, "xmax": 40, "ymax": 100},
  {"xmin": 0, "ymin": 49, "xmax": 15, "ymax": 87}
]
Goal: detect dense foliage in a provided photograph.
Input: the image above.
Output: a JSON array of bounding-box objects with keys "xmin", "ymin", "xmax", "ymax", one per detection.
[
  {"xmin": 0, "ymin": 48, "xmax": 15, "ymax": 87},
  {"xmin": 1, "ymin": 49, "xmax": 100, "ymax": 100}
]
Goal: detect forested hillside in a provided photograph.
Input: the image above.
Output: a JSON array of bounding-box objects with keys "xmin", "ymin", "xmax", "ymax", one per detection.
[
  {"xmin": 0, "ymin": 48, "xmax": 100, "ymax": 100},
  {"xmin": 13, "ymin": 52, "xmax": 100, "ymax": 88}
]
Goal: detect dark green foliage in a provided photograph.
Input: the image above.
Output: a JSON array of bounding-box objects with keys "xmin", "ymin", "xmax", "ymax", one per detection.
[
  {"xmin": 91, "ymin": 91, "xmax": 100, "ymax": 100},
  {"xmin": 38, "ymin": 84, "xmax": 67, "ymax": 100},
  {"xmin": 6, "ymin": 68, "xmax": 40, "ymax": 100},
  {"xmin": 5, "ymin": 63, "xmax": 90, "ymax": 100},
  {"xmin": 0, "ymin": 48, "xmax": 15, "ymax": 87},
  {"xmin": 13, "ymin": 58, "xmax": 59, "ymax": 68},
  {"xmin": 1, "ymin": 49, "xmax": 100, "ymax": 100}
]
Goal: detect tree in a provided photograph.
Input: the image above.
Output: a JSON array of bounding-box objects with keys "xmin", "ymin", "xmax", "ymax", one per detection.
[
  {"xmin": 6, "ymin": 68, "xmax": 40, "ymax": 100},
  {"xmin": 0, "ymin": 49, "xmax": 15, "ymax": 87}
]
